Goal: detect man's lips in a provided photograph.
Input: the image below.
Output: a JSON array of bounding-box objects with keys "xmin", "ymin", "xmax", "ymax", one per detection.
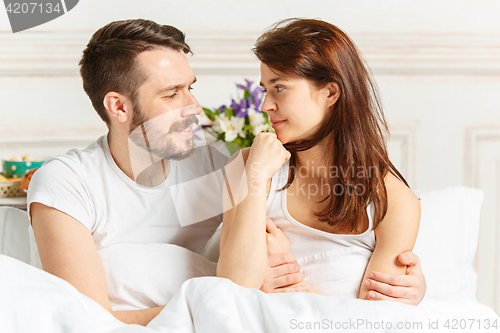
[
  {"xmin": 173, "ymin": 124, "xmax": 194, "ymax": 137},
  {"xmin": 270, "ymin": 119, "xmax": 286, "ymax": 129}
]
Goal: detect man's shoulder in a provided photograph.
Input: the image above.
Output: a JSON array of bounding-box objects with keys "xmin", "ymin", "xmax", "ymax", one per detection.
[
  {"xmin": 43, "ymin": 136, "xmax": 107, "ymax": 174},
  {"xmin": 30, "ymin": 136, "xmax": 107, "ymax": 189}
]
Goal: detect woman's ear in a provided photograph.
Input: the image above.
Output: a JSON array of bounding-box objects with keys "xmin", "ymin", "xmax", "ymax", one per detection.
[
  {"xmin": 326, "ymin": 82, "xmax": 341, "ymax": 108},
  {"xmin": 103, "ymin": 92, "xmax": 132, "ymax": 124}
]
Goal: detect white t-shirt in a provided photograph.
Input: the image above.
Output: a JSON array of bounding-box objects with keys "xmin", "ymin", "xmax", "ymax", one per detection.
[{"xmin": 27, "ymin": 135, "xmax": 229, "ymax": 310}]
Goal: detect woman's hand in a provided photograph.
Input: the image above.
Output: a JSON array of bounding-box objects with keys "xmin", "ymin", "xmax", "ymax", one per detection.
[
  {"xmin": 246, "ymin": 132, "xmax": 291, "ymax": 182},
  {"xmin": 265, "ymin": 218, "xmax": 290, "ymax": 255}
]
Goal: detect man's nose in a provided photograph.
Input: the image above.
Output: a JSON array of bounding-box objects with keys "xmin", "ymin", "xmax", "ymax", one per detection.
[{"xmin": 181, "ymin": 92, "xmax": 202, "ymax": 116}]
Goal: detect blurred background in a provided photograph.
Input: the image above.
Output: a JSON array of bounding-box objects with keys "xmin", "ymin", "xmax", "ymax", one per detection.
[{"xmin": 0, "ymin": 0, "xmax": 499, "ymax": 311}]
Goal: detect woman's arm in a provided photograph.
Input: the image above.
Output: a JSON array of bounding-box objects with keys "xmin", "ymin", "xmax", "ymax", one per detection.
[
  {"xmin": 358, "ymin": 173, "xmax": 421, "ymax": 301},
  {"xmin": 217, "ymin": 133, "xmax": 290, "ymax": 288}
]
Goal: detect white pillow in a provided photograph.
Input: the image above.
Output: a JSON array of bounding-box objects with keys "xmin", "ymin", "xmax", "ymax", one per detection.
[
  {"xmin": 0, "ymin": 207, "xmax": 30, "ymax": 264},
  {"xmin": 413, "ymin": 186, "xmax": 483, "ymax": 301}
]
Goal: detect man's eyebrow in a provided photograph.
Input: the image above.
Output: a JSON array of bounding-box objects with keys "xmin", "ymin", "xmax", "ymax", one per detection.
[
  {"xmin": 156, "ymin": 77, "xmax": 197, "ymax": 95},
  {"xmin": 259, "ymin": 77, "xmax": 287, "ymax": 87}
]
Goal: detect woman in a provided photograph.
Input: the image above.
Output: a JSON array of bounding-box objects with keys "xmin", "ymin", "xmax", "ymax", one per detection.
[{"xmin": 217, "ymin": 18, "xmax": 420, "ymax": 300}]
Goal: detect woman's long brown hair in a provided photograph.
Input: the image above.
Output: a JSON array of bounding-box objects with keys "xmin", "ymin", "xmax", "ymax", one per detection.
[{"xmin": 253, "ymin": 18, "xmax": 408, "ymax": 232}]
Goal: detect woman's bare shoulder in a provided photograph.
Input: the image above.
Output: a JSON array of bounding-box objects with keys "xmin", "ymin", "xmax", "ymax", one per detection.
[{"xmin": 384, "ymin": 172, "xmax": 419, "ymax": 204}]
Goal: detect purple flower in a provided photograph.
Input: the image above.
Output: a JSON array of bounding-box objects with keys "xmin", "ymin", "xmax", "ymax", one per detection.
[
  {"xmin": 230, "ymin": 99, "xmax": 241, "ymax": 113},
  {"xmin": 235, "ymin": 98, "xmax": 248, "ymax": 117},
  {"xmin": 219, "ymin": 105, "xmax": 226, "ymax": 114},
  {"xmin": 251, "ymin": 86, "xmax": 264, "ymax": 110},
  {"xmin": 247, "ymin": 79, "xmax": 255, "ymax": 90}
]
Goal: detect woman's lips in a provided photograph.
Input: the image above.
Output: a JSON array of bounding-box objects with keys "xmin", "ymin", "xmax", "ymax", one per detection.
[{"xmin": 271, "ymin": 120, "xmax": 286, "ymax": 129}]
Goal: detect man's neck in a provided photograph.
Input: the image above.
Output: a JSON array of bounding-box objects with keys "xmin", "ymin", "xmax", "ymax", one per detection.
[{"xmin": 107, "ymin": 131, "xmax": 170, "ymax": 186}]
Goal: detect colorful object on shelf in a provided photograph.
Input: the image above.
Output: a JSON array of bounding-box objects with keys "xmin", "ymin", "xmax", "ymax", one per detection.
[
  {"xmin": 0, "ymin": 179, "xmax": 24, "ymax": 198},
  {"xmin": 2, "ymin": 158, "xmax": 44, "ymax": 179}
]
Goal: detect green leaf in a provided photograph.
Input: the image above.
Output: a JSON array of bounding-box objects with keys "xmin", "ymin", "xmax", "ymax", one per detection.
[
  {"xmin": 225, "ymin": 108, "xmax": 234, "ymax": 118},
  {"xmin": 202, "ymin": 107, "xmax": 215, "ymax": 121},
  {"xmin": 243, "ymin": 89, "xmax": 252, "ymax": 102},
  {"xmin": 226, "ymin": 142, "xmax": 241, "ymax": 156}
]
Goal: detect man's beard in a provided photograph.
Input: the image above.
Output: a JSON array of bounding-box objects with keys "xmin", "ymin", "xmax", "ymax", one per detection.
[{"xmin": 128, "ymin": 102, "xmax": 199, "ymax": 161}]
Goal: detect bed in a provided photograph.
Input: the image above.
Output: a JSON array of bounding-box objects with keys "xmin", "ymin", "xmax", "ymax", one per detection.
[{"xmin": 0, "ymin": 186, "xmax": 498, "ymax": 332}]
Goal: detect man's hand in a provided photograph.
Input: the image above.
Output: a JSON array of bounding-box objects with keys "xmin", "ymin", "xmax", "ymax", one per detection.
[
  {"xmin": 364, "ymin": 251, "xmax": 426, "ymax": 305},
  {"xmin": 260, "ymin": 253, "xmax": 306, "ymax": 293}
]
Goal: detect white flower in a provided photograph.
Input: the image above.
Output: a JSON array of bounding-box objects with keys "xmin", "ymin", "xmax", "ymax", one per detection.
[
  {"xmin": 248, "ymin": 109, "xmax": 265, "ymax": 128},
  {"xmin": 247, "ymin": 109, "xmax": 271, "ymax": 136},
  {"xmin": 226, "ymin": 116, "xmax": 246, "ymax": 142},
  {"xmin": 213, "ymin": 114, "xmax": 246, "ymax": 142},
  {"xmin": 212, "ymin": 114, "xmax": 229, "ymax": 134},
  {"xmin": 198, "ymin": 112, "xmax": 212, "ymax": 127},
  {"xmin": 251, "ymin": 123, "xmax": 271, "ymax": 136}
]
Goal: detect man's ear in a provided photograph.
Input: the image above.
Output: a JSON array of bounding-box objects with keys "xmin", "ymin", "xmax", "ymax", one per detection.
[
  {"xmin": 103, "ymin": 92, "xmax": 131, "ymax": 124},
  {"xmin": 325, "ymin": 82, "xmax": 341, "ymax": 108}
]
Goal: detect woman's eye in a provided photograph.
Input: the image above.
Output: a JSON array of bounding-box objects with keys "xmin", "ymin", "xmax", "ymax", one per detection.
[{"xmin": 188, "ymin": 85, "xmax": 194, "ymax": 91}]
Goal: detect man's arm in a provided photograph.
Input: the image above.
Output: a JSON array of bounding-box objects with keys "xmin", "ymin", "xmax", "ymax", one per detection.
[
  {"xmin": 31, "ymin": 203, "xmax": 163, "ymax": 326},
  {"xmin": 364, "ymin": 251, "xmax": 426, "ymax": 305}
]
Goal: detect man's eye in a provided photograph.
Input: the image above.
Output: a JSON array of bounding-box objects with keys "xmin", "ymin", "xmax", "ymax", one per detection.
[
  {"xmin": 165, "ymin": 92, "xmax": 177, "ymax": 99},
  {"xmin": 275, "ymin": 86, "xmax": 283, "ymax": 92}
]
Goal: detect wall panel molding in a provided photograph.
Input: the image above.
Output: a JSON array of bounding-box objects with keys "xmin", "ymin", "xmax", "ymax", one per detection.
[
  {"xmin": 466, "ymin": 125, "xmax": 500, "ymax": 314},
  {"xmin": 1, "ymin": 31, "xmax": 500, "ymax": 76},
  {"xmin": 0, "ymin": 131, "xmax": 106, "ymax": 160},
  {"xmin": 388, "ymin": 125, "xmax": 416, "ymax": 187}
]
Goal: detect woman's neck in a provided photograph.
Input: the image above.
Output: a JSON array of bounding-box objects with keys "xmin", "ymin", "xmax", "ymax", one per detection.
[{"xmin": 294, "ymin": 143, "xmax": 330, "ymax": 180}]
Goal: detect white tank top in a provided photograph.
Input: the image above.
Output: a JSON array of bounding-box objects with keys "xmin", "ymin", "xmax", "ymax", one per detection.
[{"xmin": 266, "ymin": 161, "xmax": 376, "ymax": 297}]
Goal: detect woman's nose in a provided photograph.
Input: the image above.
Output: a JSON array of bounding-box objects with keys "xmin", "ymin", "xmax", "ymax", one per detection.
[{"xmin": 261, "ymin": 94, "xmax": 276, "ymax": 113}]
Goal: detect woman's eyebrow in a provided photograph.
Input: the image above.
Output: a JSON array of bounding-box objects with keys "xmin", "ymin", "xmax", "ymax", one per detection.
[{"xmin": 259, "ymin": 77, "xmax": 287, "ymax": 87}]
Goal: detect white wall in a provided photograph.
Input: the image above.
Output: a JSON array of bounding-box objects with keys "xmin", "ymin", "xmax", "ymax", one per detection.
[{"xmin": 0, "ymin": 0, "xmax": 499, "ymax": 313}]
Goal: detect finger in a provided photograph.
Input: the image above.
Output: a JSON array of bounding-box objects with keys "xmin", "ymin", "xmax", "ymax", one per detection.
[
  {"xmin": 364, "ymin": 277, "xmax": 418, "ymax": 300},
  {"xmin": 267, "ymin": 253, "xmax": 296, "ymax": 267},
  {"xmin": 265, "ymin": 218, "xmax": 278, "ymax": 234},
  {"xmin": 270, "ymin": 262, "xmax": 301, "ymax": 278},
  {"xmin": 272, "ymin": 272, "xmax": 304, "ymax": 288},
  {"xmin": 366, "ymin": 290, "xmax": 412, "ymax": 305},
  {"xmin": 258, "ymin": 131, "xmax": 277, "ymax": 139},
  {"xmin": 397, "ymin": 251, "xmax": 420, "ymax": 267},
  {"xmin": 284, "ymin": 150, "xmax": 291, "ymax": 162},
  {"xmin": 368, "ymin": 271, "xmax": 415, "ymax": 288},
  {"xmin": 271, "ymin": 284, "xmax": 309, "ymax": 293}
]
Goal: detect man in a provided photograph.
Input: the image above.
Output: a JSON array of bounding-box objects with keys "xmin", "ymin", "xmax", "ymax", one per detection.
[{"xmin": 28, "ymin": 19, "xmax": 425, "ymax": 327}]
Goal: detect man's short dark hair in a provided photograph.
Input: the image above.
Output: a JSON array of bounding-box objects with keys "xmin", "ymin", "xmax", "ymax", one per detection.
[{"xmin": 79, "ymin": 19, "xmax": 191, "ymax": 125}]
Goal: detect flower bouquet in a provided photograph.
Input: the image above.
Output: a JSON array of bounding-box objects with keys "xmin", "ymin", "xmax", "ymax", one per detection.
[{"xmin": 201, "ymin": 79, "xmax": 273, "ymax": 155}]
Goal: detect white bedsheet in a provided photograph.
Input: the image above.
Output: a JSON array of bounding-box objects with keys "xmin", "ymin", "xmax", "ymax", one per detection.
[{"xmin": 1, "ymin": 255, "xmax": 498, "ymax": 333}]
